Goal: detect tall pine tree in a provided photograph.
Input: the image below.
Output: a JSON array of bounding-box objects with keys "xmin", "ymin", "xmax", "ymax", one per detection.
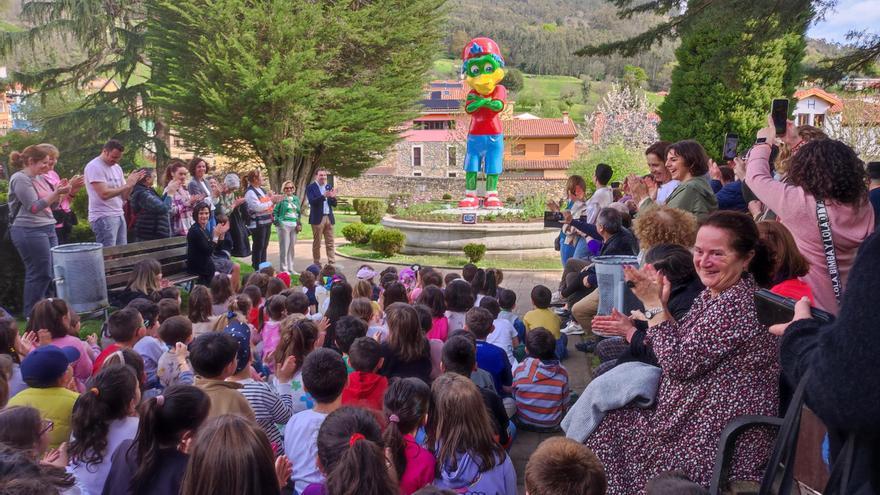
[
  {"xmin": 657, "ymin": 5, "xmax": 808, "ymax": 154},
  {"xmin": 147, "ymin": 0, "xmax": 445, "ymax": 192}
]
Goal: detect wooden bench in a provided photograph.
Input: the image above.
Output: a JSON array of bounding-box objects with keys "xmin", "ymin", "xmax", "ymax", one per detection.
[{"xmin": 103, "ymin": 237, "xmax": 200, "ymax": 299}]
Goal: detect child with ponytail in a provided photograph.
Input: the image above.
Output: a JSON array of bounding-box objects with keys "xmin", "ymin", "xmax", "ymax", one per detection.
[
  {"xmin": 304, "ymin": 406, "xmax": 399, "ymax": 495},
  {"xmin": 103, "ymin": 385, "xmax": 211, "ymax": 495},
  {"xmin": 383, "ymin": 378, "xmax": 435, "ymax": 495},
  {"xmin": 429, "ymin": 373, "xmax": 516, "ymax": 495},
  {"xmin": 68, "ymin": 364, "xmax": 141, "ymax": 495},
  {"xmin": 273, "ymin": 316, "xmax": 321, "ymax": 412}
]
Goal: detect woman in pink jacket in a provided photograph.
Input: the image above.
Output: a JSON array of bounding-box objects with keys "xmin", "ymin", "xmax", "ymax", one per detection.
[{"xmin": 746, "ymin": 122, "xmax": 874, "ymax": 314}]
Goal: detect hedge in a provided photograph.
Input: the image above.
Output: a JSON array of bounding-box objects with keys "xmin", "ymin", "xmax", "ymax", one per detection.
[{"xmin": 370, "ymin": 227, "xmax": 405, "ymax": 257}]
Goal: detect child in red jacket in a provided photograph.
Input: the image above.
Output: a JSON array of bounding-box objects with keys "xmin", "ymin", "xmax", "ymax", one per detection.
[{"xmin": 341, "ymin": 337, "xmax": 387, "ymax": 414}]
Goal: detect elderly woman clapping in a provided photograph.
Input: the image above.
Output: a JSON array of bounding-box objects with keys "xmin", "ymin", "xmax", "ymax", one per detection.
[{"xmin": 585, "ymin": 211, "xmax": 780, "ymax": 494}]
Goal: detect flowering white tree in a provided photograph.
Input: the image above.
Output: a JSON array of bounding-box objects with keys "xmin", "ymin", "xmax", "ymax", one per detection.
[
  {"xmin": 584, "ymin": 83, "xmax": 659, "ymax": 149},
  {"xmin": 824, "ymin": 98, "xmax": 880, "ymax": 161}
]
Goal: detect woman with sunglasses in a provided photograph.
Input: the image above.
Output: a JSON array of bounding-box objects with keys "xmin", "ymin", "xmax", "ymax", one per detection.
[{"xmin": 272, "ymin": 181, "xmax": 302, "ymax": 274}]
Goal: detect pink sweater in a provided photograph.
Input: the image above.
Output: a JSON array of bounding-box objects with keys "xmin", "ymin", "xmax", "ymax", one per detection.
[{"xmin": 746, "ymin": 145, "xmax": 874, "ymax": 313}]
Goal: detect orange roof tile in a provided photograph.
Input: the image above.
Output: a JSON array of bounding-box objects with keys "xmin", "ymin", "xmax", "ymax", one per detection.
[
  {"xmin": 504, "ymin": 118, "xmax": 579, "ymax": 138},
  {"xmin": 505, "ymin": 159, "xmax": 571, "ymax": 171},
  {"xmin": 794, "ymin": 87, "xmax": 842, "ymax": 107}
]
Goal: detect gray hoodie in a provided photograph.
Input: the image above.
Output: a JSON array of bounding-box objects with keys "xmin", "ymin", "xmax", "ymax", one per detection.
[{"xmin": 434, "ymin": 451, "xmax": 516, "ymax": 495}]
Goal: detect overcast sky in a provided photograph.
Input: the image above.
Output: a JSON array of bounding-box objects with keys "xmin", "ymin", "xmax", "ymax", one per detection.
[{"xmin": 808, "ymin": 0, "xmax": 880, "ymax": 43}]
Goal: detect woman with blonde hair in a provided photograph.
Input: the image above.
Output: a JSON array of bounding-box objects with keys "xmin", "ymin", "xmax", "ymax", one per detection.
[
  {"xmin": 272, "ymin": 180, "xmax": 301, "ymax": 273},
  {"xmin": 118, "ymin": 259, "xmax": 163, "ymax": 306},
  {"xmin": 36, "ymin": 143, "xmax": 82, "ymax": 244}
]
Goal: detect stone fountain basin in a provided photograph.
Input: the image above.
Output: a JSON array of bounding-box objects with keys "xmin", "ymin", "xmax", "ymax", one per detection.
[{"xmin": 380, "ymin": 216, "xmax": 558, "ymax": 260}]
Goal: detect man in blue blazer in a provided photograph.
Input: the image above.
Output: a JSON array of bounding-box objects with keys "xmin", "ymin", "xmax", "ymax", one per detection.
[{"xmin": 306, "ymin": 168, "xmax": 337, "ymax": 265}]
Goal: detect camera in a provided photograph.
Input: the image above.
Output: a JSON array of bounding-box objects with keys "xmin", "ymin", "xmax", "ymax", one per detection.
[{"xmin": 544, "ymin": 211, "xmax": 564, "ymax": 229}]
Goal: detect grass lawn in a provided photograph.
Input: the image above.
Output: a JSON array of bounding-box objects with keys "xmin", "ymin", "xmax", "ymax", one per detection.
[
  {"xmin": 269, "ymin": 214, "xmax": 362, "ymax": 242},
  {"xmin": 337, "ymin": 244, "xmax": 562, "ymax": 271}
]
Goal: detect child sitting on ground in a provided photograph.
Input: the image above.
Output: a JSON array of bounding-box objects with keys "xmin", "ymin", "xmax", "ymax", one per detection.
[
  {"xmin": 349, "ymin": 297, "xmax": 387, "ymax": 342},
  {"xmin": 430, "ymin": 373, "xmax": 516, "ymax": 494},
  {"xmin": 341, "ymin": 337, "xmax": 388, "ymax": 414},
  {"xmin": 480, "ymin": 296, "xmax": 519, "ymax": 371},
  {"xmin": 525, "ymin": 437, "xmax": 606, "ymax": 495},
  {"xmin": 465, "ymin": 307, "xmax": 513, "ymax": 413},
  {"xmin": 189, "ymin": 332, "xmax": 255, "ymax": 420},
  {"xmin": 8, "ymin": 345, "xmax": 80, "ymax": 448},
  {"xmin": 303, "ymin": 406, "xmax": 399, "ymax": 495},
  {"xmin": 416, "ymin": 285, "xmax": 448, "ymax": 342},
  {"xmin": 158, "ymin": 286, "xmax": 181, "ymax": 306},
  {"xmin": 440, "ymin": 335, "xmax": 513, "ymax": 449},
  {"xmin": 444, "ymin": 280, "xmax": 475, "ymax": 333},
  {"xmin": 260, "ymin": 294, "xmax": 288, "ymax": 370},
  {"xmin": 383, "ymin": 378, "xmax": 435, "ymax": 495},
  {"xmin": 283, "ymin": 348, "xmax": 348, "ymax": 494},
  {"xmin": 127, "ymin": 298, "xmax": 165, "ymax": 392},
  {"xmin": 225, "ymin": 323, "xmax": 295, "ymax": 455},
  {"xmin": 299, "ymin": 270, "xmax": 323, "ymax": 315},
  {"xmin": 273, "ymin": 317, "xmax": 321, "ymax": 413},
  {"xmin": 523, "ymin": 285, "xmax": 565, "ymax": 360},
  {"xmin": 156, "ymin": 298, "xmax": 180, "ymax": 325},
  {"xmin": 94, "ymin": 308, "xmax": 146, "ymax": 373},
  {"xmin": 334, "ymin": 315, "xmax": 368, "ymax": 373},
  {"xmin": 156, "ymin": 315, "xmax": 195, "ymax": 388},
  {"xmin": 512, "ymin": 328, "xmax": 570, "ymax": 430},
  {"xmin": 497, "ymin": 288, "xmax": 527, "ymax": 347}
]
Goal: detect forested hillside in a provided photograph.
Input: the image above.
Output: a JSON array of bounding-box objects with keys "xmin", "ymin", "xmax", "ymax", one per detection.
[{"xmin": 444, "ymin": 0, "xmax": 678, "ymax": 89}]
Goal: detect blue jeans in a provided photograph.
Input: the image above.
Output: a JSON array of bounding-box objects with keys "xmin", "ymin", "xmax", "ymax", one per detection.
[
  {"xmin": 572, "ymin": 237, "xmax": 589, "ymax": 259},
  {"xmin": 10, "ymin": 224, "xmax": 58, "ymax": 317},
  {"xmin": 555, "ymin": 332, "xmax": 568, "ymax": 361},
  {"xmin": 91, "ymin": 215, "xmax": 127, "ymax": 247}
]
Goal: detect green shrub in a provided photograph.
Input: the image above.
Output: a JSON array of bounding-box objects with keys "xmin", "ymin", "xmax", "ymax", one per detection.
[
  {"xmin": 505, "ymin": 196, "xmax": 516, "ymax": 204},
  {"xmin": 68, "ymin": 224, "xmax": 96, "ymax": 243},
  {"xmin": 352, "ymin": 198, "xmax": 363, "ymax": 215},
  {"xmin": 441, "ymin": 193, "xmax": 452, "ymax": 200},
  {"xmin": 386, "ymin": 193, "xmax": 412, "ymax": 214},
  {"xmin": 359, "ymin": 199, "xmax": 386, "ymax": 225},
  {"xmin": 0, "ymin": 179, "xmax": 7, "ymax": 204},
  {"xmin": 341, "ymin": 222, "xmax": 372, "ymax": 244},
  {"xmin": 568, "ymin": 144, "xmax": 646, "ymax": 194},
  {"xmin": 370, "ymin": 227, "xmax": 405, "ymax": 257},
  {"xmin": 71, "ymin": 190, "xmax": 89, "ymax": 221},
  {"xmin": 463, "ymin": 243, "xmax": 486, "ymax": 263}
]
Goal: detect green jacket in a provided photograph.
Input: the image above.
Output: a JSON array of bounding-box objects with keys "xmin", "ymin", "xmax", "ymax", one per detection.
[
  {"xmin": 273, "ymin": 196, "xmax": 301, "ymax": 227},
  {"xmin": 644, "ymin": 177, "xmax": 718, "ymax": 220}
]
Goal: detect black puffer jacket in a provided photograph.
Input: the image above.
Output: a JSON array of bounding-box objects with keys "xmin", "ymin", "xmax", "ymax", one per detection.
[{"xmin": 130, "ymin": 183, "xmax": 171, "ymax": 241}]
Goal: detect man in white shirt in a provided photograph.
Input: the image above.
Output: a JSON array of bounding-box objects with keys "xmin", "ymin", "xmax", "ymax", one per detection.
[{"xmin": 84, "ymin": 139, "xmax": 144, "ymax": 246}]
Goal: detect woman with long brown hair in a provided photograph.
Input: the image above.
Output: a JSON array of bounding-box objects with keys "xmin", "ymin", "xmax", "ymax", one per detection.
[
  {"xmin": 187, "ymin": 157, "xmax": 217, "ymax": 229},
  {"xmin": 379, "ymin": 303, "xmax": 432, "ymax": 384},
  {"xmin": 164, "ymin": 160, "xmax": 203, "ymax": 236}
]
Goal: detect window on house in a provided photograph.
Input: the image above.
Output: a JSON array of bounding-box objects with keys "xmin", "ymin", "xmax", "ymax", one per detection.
[
  {"xmin": 447, "ymin": 146, "xmax": 457, "ymax": 167},
  {"xmin": 448, "ymin": 172, "xmax": 458, "ymax": 178},
  {"xmin": 797, "ymin": 113, "xmax": 809, "ymax": 127},
  {"xmin": 814, "ymin": 114, "xmax": 825, "ymax": 127},
  {"xmin": 412, "ymin": 146, "xmax": 422, "ymax": 167},
  {"xmin": 413, "ymin": 171, "xmax": 423, "ymax": 177},
  {"xmin": 807, "ymin": 99, "xmax": 816, "ymax": 109},
  {"xmin": 173, "ymin": 138, "xmax": 185, "ymax": 148},
  {"xmin": 544, "ymin": 143, "xmax": 560, "ymax": 156},
  {"xmin": 511, "ymin": 144, "xmax": 526, "ymax": 156}
]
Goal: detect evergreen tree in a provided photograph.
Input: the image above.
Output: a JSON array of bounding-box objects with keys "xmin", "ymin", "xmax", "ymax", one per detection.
[
  {"xmin": 504, "ymin": 68, "xmax": 525, "ymax": 93},
  {"xmin": 656, "ymin": 7, "xmax": 807, "ymax": 157},
  {"xmin": 147, "ymin": 0, "xmax": 444, "ymax": 192}
]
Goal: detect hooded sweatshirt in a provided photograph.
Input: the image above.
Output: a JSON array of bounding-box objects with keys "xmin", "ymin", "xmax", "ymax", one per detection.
[
  {"xmin": 512, "ymin": 357, "xmax": 570, "ymax": 427},
  {"xmin": 340, "ymin": 371, "xmax": 388, "ymax": 413},
  {"xmin": 434, "ymin": 451, "xmax": 516, "ymax": 495}
]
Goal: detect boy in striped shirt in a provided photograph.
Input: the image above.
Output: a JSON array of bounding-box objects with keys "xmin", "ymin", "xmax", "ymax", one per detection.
[{"xmin": 512, "ymin": 327, "xmax": 570, "ymax": 429}]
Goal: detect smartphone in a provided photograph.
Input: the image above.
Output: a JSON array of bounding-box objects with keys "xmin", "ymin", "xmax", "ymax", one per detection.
[
  {"xmin": 610, "ymin": 181, "xmax": 621, "ymax": 189},
  {"xmin": 722, "ymin": 133, "xmax": 739, "ymax": 161},
  {"xmin": 771, "ymin": 99, "xmax": 789, "ymax": 136},
  {"xmin": 411, "ymin": 264, "xmax": 421, "ymax": 273},
  {"xmin": 754, "ymin": 289, "xmax": 834, "ymax": 327}
]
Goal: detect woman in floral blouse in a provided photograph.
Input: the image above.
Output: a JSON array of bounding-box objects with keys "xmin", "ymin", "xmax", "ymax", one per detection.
[
  {"xmin": 164, "ymin": 160, "xmax": 204, "ymax": 236},
  {"xmin": 585, "ymin": 211, "xmax": 779, "ymax": 494}
]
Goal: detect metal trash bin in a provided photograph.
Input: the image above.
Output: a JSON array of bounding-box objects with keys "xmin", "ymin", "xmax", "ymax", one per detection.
[
  {"xmin": 52, "ymin": 243, "xmax": 108, "ymax": 313},
  {"xmin": 593, "ymin": 255, "xmax": 640, "ymax": 316}
]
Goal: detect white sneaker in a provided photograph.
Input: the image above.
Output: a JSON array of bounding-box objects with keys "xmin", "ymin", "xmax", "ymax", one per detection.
[
  {"xmin": 550, "ymin": 291, "xmax": 565, "ymax": 305},
  {"xmin": 561, "ymin": 321, "xmax": 584, "ymax": 335}
]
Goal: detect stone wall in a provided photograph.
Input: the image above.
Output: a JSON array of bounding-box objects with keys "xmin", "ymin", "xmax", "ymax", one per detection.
[{"xmin": 336, "ymin": 174, "xmax": 567, "ymax": 200}]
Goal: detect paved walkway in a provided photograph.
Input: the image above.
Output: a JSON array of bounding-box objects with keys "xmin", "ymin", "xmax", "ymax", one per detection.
[{"xmin": 253, "ymin": 237, "xmax": 592, "ymax": 493}]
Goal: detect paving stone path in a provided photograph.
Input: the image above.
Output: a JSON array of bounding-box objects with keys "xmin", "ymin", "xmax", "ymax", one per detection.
[{"xmin": 252, "ymin": 238, "xmax": 593, "ymax": 493}]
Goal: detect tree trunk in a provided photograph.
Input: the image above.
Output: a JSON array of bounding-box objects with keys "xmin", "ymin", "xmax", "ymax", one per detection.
[{"xmin": 263, "ymin": 152, "xmax": 320, "ymax": 199}]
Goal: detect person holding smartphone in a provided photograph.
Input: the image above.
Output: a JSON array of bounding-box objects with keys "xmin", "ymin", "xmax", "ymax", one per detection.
[{"xmin": 306, "ymin": 168, "xmax": 337, "ymax": 266}]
